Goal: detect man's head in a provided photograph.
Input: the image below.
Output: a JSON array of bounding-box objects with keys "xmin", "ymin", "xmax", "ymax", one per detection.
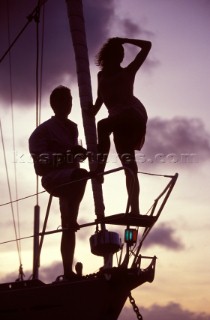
[{"xmin": 50, "ymin": 85, "xmax": 72, "ymax": 118}]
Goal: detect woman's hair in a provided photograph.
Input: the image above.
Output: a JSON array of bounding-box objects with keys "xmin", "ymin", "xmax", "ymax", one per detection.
[{"xmin": 96, "ymin": 38, "xmax": 124, "ymax": 69}]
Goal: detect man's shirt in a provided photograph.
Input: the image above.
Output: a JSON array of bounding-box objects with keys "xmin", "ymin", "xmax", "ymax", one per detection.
[{"xmin": 29, "ymin": 116, "xmax": 78, "ymax": 176}]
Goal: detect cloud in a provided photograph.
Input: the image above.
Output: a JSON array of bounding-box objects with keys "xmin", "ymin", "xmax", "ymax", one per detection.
[
  {"xmin": 121, "ymin": 18, "xmax": 141, "ymax": 35},
  {"xmin": 0, "ymin": 260, "xmax": 63, "ymax": 284},
  {"xmin": 120, "ymin": 303, "xmax": 210, "ymax": 320},
  {"xmin": 0, "ymin": 0, "xmax": 116, "ymax": 104},
  {"xmin": 139, "ymin": 117, "xmax": 210, "ymax": 166},
  {"xmin": 39, "ymin": 260, "xmax": 63, "ymax": 283},
  {"xmin": 0, "ymin": 270, "xmax": 24, "ymax": 283},
  {"xmin": 143, "ymin": 223, "xmax": 184, "ymax": 250},
  {"xmin": 83, "ymin": 0, "xmax": 116, "ymax": 56},
  {"xmin": 106, "ymin": 11, "xmax": 157, "ymax": 70},
  {"xmin": 0, "ymin": 0, "xmax": 155, "ymax": 105},
  {"xmin": 106, "ymin": 116, "xmax": 210, "ymax": 169},
  {"xmin": 113, "ymin": 16, "xmax": 153, "ymax": 38}
]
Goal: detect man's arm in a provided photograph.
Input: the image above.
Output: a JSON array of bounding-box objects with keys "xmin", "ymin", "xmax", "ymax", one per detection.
[{"xmin": 29, "ymin": 126, "xmax": 54, "ymax": 176}]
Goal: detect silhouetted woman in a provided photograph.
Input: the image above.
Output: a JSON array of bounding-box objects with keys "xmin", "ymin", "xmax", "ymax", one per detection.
[{"xmin": 91, "ymin": 37, "xmax": 152, "ymax": 214}]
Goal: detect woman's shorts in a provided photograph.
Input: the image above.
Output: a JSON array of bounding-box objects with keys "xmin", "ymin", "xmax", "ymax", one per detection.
[{"xmin": 99, "ymin": 108, "xmax": 146, "ymax": 151}]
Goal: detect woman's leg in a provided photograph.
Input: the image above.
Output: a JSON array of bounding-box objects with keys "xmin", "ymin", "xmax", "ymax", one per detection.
[
  {"xmin": 96, "ymin": 118, "xmax": 114, "ymax": 181},
  {"xmin": 112, "ymin": 112, "xmax": 142, "ymax": 214},
  {"xmin": 114, "ymin": 138, "xmax": 140, "ymax": 214},
  {"xmin": 97, "ymin": 111, "xmax": 145, "ymax": 213},
  {"xmin": 97, "ymin": 115, "xmax": 131, "ymax": 172}
]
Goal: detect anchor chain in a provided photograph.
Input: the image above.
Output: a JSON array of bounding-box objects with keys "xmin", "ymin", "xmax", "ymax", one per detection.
[{"xmin": 128, "ymin": 292, "xmax": 143, "ymax": 320}]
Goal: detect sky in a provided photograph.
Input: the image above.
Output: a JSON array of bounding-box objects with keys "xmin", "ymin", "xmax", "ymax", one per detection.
[{"xmin": 0, "ymin": 0, "xmax": 210, "ymax": 319}]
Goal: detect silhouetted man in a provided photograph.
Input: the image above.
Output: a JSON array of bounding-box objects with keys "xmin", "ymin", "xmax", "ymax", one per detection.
[{"xmin": 29, "ymin": 85, "xmax": 88, "ymax": 279}]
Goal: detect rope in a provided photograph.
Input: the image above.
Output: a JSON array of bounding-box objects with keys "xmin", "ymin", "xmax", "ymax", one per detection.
[
  {"xmin": 0, "ymin": 120, "xmax": 22, "ymax": 266},
  {"xmin": 38, "ymin": 1, "xmax": 46, "ymax": 125},
  {"xmin": 0, "ymin": 169, "xmax": 178, "ymax": 269},
  {"xmin": 0, "ymin": 169, "xmax": 175, "ymax": 208},
  {"xmin": 0, "ymin": 169, "xmax": 120, "ymax": 247},
  {"xmin": 0, "ymin": 0, "xmax": 48, "ymax": 64},
  {"xmin": 35, "ymin": 2, "xmax": 40, "ymax": 205},
  {"xmin": 34, "ymin": 0, "xmax": 46, "ymax": 207},
  {"xmin": 0, "ymin": 2, "xmax": 46, "ymax": 277},
  {"xmin": 0, "ymin": 168, "xmax": 120, "ymax": 208},
  {"xmin": 6, "ymin": 0, "xmax": 22, "ymax": 257},
  {"xmin": 35, "ymin": 3, "xmax": 40, "ymax": 129},
  {"xmin": 0, "ymin": 190, "xmax": 46, "ymax": 207}
]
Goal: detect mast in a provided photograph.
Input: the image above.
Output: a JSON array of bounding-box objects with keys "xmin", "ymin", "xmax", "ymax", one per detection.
[{"xmin": 65, "ymin": 0, "xmax": 105, "ymax": 222}]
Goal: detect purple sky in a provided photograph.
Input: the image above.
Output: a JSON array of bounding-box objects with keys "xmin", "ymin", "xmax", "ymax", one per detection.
[{"xmin": 0, "ymin": 1, "xmax": 210, "ymax": 319}]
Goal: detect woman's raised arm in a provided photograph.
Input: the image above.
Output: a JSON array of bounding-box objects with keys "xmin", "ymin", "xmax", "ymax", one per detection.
[{"xmin": 121, "ymin": 38, "xmax": 152, "ymax": 71}]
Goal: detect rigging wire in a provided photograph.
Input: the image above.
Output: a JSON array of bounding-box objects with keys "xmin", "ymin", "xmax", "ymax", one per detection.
[
  {"xmin": 35, "ymin": 2, "xmax": 40, "ymax": 205},
  {"xmin": 0, "ymin": 0, "xmax": 48, "ymax": 64},
  {"xmin": 0, "ymin": 120, "xmax": 22, "ymax": 266},
  {"xmin": 38, "ymin": 2, "xmax": 46, "ymax": 125},
  {"xmin": 5, "ymin": 0, "xmax": 22, "ymax": 266},
  {"xmin": 6, "ymin": 0, "xmax": 22, "ymax": 261},
  {"xmin": 0, "ymin": 0, "xmax": 46, "ymax": 279},
  {"xmin": 0, "ymin": 0, "xmax": 46, "ymax": 274},
  {"xmin": 34, "ymin": 0, "xmax": 46, "ymax": 205},
  {"xmin": 0, "ymin": 173, "xmax": 177, "ymax": 247},
  {"xmin": 35, "ymin": 4, "xmax": 40, "ymax": 129},
  {"xmin": 0, "ymin": 190, "xmax": 46, "ymax": 207},
  {"xmin": 0, "ymin": 170, "xmax": 174, "ymax": 208}
]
